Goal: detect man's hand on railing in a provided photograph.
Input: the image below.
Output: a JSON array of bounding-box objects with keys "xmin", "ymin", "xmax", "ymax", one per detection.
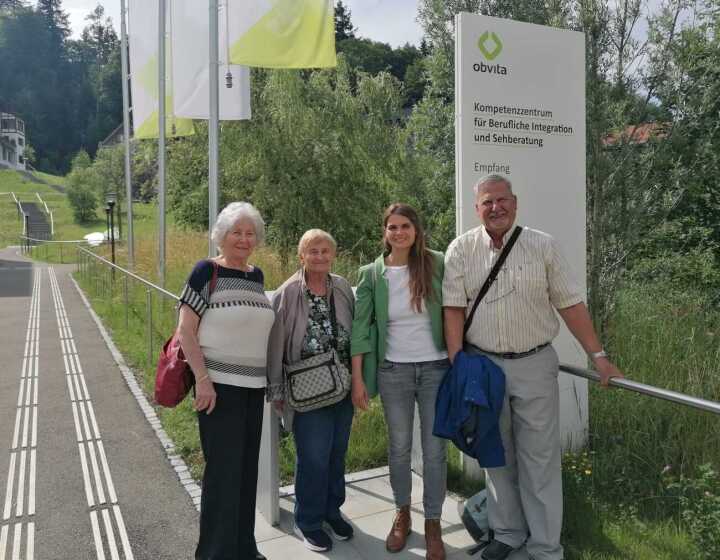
[{"xmin": 592, "ymin": 356, "xmax": 625, "ymax": 387}]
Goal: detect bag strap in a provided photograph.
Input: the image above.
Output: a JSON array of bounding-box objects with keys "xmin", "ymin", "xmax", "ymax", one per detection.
[
  {"xmin": 329, "ymin": 288, "xmax": 339, "ymax": 350},
  {"xmin": 463, "ymin": 226, "xmax": 522, "ymax": 337},
  {"xmin": 208, "ymin": 260, "xmax": 219, "ymax": 295}
]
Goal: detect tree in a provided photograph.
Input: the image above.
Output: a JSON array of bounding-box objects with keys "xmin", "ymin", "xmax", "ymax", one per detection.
[
  {"xmin": 67, "ymin": 184, "xmax": 98, "ymax": 223},
  {"xmin": 334, "ymin": 0, "xmax": 355, "ymax": 41},
  {"xmin": 80, "ymin": 4, "xmax": 117, "ymax": 63},
  {"xmin": 0, "ymin": 0, "xmax": 26, "ymax": 14},
  {"xmin": 66, "ymin": 150, "xmax": 99, "ymax": 224},
  {"xmin": 166, "ymin": 61, "xmax": 409, "ymax": 261},
  {"xmin": 336, "ymin": 38, "xmax": 423, "ymax": 105},
  {"xmin": 76, "ymin": 7, "xmax": 122, "ymax": 152},
  {"xmin": 36, "ymin": 0, "xmax": 70, "ymax": 47},
  {"xmin": 0, "ymin": 2, "xmax": 122, "ymax": 171}
]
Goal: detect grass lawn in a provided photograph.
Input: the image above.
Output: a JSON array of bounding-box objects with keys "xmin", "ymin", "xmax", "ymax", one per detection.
[
  {"xmin": 0, "ymin": 169, "xmax": 58, "ymax": 247},
  {"xmin": 0, "ymin": 169, "xmax": 164, "ymax": 262},
  {"xmin": 0, "ymin": 170, "xmax": 100, "ymax": 249},
  {"xmin": 33, "ymin": 170, "xmax": 67, "ymax": 187}
]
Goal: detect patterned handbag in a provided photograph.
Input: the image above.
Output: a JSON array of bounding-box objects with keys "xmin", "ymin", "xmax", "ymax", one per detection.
[
  {"xmin": 284, "ymin": 349, "xmax": 351, "ymax": 412},
  {"xmin": 284, "ymin": 292, "xmax": 351, "ymax": 412}
]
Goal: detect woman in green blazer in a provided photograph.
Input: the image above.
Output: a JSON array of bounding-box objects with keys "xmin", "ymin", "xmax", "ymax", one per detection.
[{"xmin": 350, "ymin": 203, "xmax": 449, "ymax": 560}]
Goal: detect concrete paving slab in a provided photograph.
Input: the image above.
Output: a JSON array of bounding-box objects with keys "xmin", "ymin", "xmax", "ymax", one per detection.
[
  {"xmin": 259, "ymin": 532, "xmax": 365, "ymax": 560},
  {"xmin": 337, "ymin": 471, "xmax": 426, "ymax": 521},
  {"xmin": 261, "ymin": 480, "xmax": 477, "ymax": 560}
]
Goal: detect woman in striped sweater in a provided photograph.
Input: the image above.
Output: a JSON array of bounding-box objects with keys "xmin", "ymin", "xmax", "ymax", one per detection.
[{"xmin": 177, "ymin": 202, "xmax": 275, "ymax": 560}]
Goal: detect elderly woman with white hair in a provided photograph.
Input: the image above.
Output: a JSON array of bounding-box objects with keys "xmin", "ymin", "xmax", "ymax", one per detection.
[
  {"xmin": 267, "ymin": 229, "xmax": 355, "ymax": 553},
  {"xmin": 177, "ymin": 202, "xmax": 275, "ymax": 560}
]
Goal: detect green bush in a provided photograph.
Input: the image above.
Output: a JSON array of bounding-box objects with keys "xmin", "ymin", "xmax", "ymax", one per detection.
[
  {"xmin": 668, "ymin": 464, "xmax": 720, "ymax": 559},
  {"xmin": 67, "ymin": 183, "xmax": 98, "ymax": 224},
  {"xmin": 628, "ymin": 248, "xmax": 720, "ymax": 299}
]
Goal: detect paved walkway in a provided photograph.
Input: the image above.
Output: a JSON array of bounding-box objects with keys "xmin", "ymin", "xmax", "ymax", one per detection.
[
  {"xmin": 0, "ymin": 249, "xmax": 198, "ymax": 559},
  {"xmin": 0, "ymin": 247, "xmax": 527, "ymax": 560}
]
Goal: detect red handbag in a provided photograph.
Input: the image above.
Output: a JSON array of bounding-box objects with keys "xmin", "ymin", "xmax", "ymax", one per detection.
[{"xmin": 154, "ymin": 261, "xmax": 218, "ymax": 407}]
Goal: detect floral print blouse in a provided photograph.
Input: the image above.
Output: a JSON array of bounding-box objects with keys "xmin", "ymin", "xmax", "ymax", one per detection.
[{"xmin": 301, "ymin": 287, "xmax": 351, "ymax": 367}]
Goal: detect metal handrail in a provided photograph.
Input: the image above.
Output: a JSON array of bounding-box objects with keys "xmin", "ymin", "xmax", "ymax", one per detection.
[
  {"xmin": 35, "ymin": 192, "xmax": 54, "ymax": 235},
  {"xmin": 21, "ymin": 235, "xmax": 91, "ymax": 244},
  {"xmin": 11, "ymin": 192, "xmax": 28, "ymax": 234},
  {"xmin": 560, "ymin": 364, "xmax": 720, "ymax": 415},
  {"xmin": 76, "ymin": 245, "xmax": 720, "ymax": 417},
  {"xmin": 78, "ymin": 246, "xmax": 179, "ymax": 300}
]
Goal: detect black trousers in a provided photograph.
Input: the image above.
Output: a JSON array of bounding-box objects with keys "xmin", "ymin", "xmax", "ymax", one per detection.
[{"xmin": 195, "ymin": 384, "xmax": 265, "ymax": 560}]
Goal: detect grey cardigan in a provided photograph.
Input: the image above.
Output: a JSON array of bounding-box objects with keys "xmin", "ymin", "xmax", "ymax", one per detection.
[{"xmin": 266, "ymin": 269, "xmax": 355, "ymax": 427}]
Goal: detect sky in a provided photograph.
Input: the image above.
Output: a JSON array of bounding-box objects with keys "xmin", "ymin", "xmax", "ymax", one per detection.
[{"xmin": 61, "ymin": 0, "xmax": 425, "ymax": 47}]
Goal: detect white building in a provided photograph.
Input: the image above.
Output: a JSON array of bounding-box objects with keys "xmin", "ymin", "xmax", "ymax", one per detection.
[{"xmin": 0, "ymin": 112, "xmax": 27, "ymax": 170}]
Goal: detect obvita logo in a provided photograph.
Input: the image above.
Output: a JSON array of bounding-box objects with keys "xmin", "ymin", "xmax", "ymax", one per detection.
[
  {"xmin": 478, "ymin": 31, "xmax": 503, "ymax": 61},
  {"xmin": 474, "ymin": 31, "xmax": 508, "ymax": 75}
]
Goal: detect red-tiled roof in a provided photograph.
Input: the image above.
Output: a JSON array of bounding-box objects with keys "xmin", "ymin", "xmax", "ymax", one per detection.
[{"xmin": 603, "ymin": 122, "xmax": 669, "ymax": 147}]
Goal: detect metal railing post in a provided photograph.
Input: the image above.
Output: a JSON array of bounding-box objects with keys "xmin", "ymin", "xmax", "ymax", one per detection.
[
  {"xmin": 124, "ymin": 275, "xmax": 129, "ymax": 331},
  {"xmin": 146, "ymin": 289, "xmax": 153, "ymax": 370}
]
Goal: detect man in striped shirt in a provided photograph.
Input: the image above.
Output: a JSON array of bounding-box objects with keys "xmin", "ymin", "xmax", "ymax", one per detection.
[{"xmin": 442, "ymin": 174, "xmax": 623, "ymax": 560}]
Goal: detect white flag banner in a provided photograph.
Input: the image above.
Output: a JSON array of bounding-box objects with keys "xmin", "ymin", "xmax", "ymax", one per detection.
[
  {"xmin": 170, "ymin": 0, "xmax": 251, "ymax": 120},
  {"xmin": 128, "ymin": 0, "xmax": 193, "ymax": 138}
]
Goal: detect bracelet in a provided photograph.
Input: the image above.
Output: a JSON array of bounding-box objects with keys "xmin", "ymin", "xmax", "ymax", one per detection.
[
  {"xmin": 590, "ymin": 350, "xmax": 608, "ymax": 360},
  {"xmin": 196, "ymin": 374, "xmax": 210, "ymax": 384}
]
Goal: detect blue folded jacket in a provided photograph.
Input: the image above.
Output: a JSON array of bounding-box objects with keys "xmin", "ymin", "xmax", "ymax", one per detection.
[{"xmin": 433, "ymin": 350, "xmax": 506, "ymax": 468}]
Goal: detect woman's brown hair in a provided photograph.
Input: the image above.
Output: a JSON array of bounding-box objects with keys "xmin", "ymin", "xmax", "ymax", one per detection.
[{"xmin": 383, "ymin": 203, "xmax": 435, "ymax": 313}]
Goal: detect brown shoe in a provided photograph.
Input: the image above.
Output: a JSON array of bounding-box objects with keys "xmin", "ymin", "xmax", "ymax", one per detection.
[
  {"xmin": 424, "ymin": 519, "xmax": 446, "ymax": 560},
  {"xmin": 386, "ymin": 506, "xmax": 411, "ymax": 552}
]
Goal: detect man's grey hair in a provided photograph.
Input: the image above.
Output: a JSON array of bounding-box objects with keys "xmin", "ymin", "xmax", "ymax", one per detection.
[
  {"xmin": 211, "ymin": 201, "xmax": 266, "ymax": 249},
  {"xmin": 473, "ymin": 174, "xmax": 513, "ymax": 195}
]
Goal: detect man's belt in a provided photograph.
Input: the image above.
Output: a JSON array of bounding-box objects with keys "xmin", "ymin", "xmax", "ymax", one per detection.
[{"xmin": 477, "ymin": 342, "xmax": 551, "ymax": 360}]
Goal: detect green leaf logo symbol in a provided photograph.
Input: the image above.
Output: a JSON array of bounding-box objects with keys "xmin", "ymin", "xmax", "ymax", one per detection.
[{"xmin": 478, "ymin": 31, "xmax": 503, "ymax": 61}]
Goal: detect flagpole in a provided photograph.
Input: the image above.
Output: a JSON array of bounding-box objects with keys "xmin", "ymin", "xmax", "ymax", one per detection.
[
  {"xmin": 208, "ymin": 0, "xmax": 220, "ymax": 256},
  {"xmin": 158, "ymin": 0, "xmax": 167, "ymax": 287},
  {"xmin": 120, "ymin": 0, "xmax": 134, "ymax": 269}
]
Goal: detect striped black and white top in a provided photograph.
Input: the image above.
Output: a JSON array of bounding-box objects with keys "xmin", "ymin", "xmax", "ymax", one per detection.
[{"xmin": 179, "ymin": 260, "xmax": 275, "ymax": 388}]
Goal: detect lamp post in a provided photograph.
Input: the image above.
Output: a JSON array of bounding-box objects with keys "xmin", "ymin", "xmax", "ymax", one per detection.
[
  {"xmin": 24, "ymin": 214, "xmax": 29, "ymax": 254},
  {"xmin": 107, "ymin": 197, "xmax": 116, "ymax": 267},
  {"xmin": 105, "ymin": 205, "xmax": 111, "ymax": 246}
]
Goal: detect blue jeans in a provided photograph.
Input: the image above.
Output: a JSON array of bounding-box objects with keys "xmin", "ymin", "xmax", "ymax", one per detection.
[
  {"xmin": 292, "ymin": 395, "xmax": 354, "ymax": 531},
  {"xmin": 377, "ymin": 358, "xmax": 449, "ymax": 518}
]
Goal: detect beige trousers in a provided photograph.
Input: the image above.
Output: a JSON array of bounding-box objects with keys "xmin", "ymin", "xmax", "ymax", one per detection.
[{"xmin": 469, "ymin": 344, "xmax": 563, "ymax": 560}]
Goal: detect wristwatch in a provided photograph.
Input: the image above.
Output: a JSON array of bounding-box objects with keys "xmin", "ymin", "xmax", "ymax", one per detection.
[{"xmin": 590, "ymin": 349, "xmax": 608, "ymax": 360}]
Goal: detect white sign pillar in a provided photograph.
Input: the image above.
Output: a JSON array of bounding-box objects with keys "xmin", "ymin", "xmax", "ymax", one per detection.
[{"xmin": 455, "ymin": 13, "xmax": 588, "ymax": 478}]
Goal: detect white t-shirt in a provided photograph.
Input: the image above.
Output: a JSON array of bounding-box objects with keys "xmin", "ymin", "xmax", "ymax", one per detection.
[{"xmin": 384, "ymin": 266, "xmax": 448, "ymax": 363}]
